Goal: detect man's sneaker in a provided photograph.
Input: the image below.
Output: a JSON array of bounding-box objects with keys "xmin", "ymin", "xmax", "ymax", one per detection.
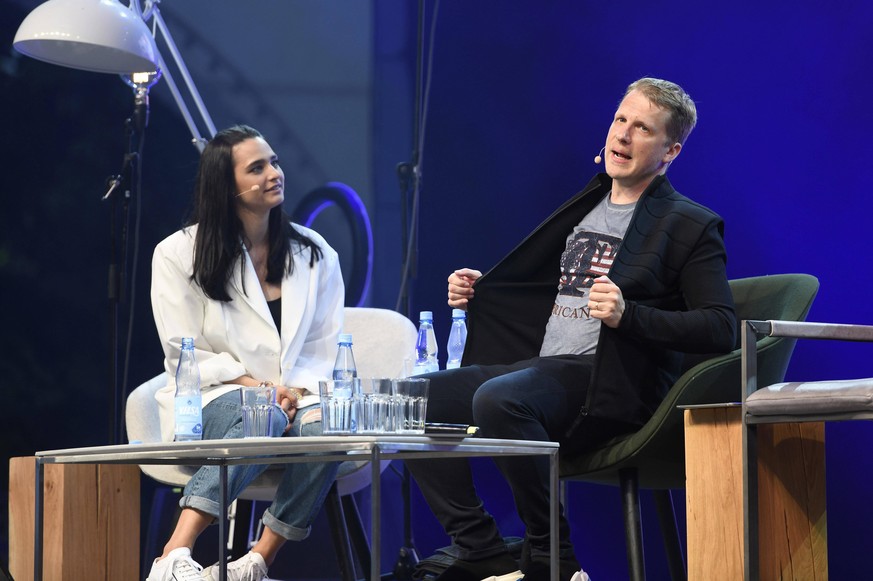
[
  {"xmin": 483, "ymin": 572, "xmax": 523, "ymax": 581},
  {"xmin": 482, "ymin": 567, "xmax": 591, "ymax": 581},
  {"xmin": 146, "ymin": 547, "xmax": 204, "ymax": 581},
  {"xmin": 521, "ymin": 559, "xmax": 587, "ymax": 581},
  {"xmin": 202, "ymin": 551, "xmax": 268, "ymax": 581}
]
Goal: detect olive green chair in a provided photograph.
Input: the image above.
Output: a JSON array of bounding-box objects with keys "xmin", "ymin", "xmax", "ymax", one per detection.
[{"xmin": 559, "ymin": 273, "xmax": 820, "ymax": 581}]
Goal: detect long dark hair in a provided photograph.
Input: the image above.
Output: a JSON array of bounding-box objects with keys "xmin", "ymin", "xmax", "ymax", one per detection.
[{"xmin": 188, "ymin": 125, "xmax": 322, "ymax": 301}]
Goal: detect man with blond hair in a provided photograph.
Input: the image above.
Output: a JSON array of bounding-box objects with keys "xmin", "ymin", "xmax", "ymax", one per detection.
[{"xmin": 408, "ymin": 78, "xmax": 736, "ymax": 581}]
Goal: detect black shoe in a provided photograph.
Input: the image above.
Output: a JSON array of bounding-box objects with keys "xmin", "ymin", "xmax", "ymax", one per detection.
[
  {"xmin": 518, "ymin": 534, "xmax": 580, "ymax": 581},
  {"xmin": 521, "ymin": 557, "xmax": 582, "ymax": 581},
  {"xmin": 434, "ymin": 552, "xmax": 520, "ymax": 581}
]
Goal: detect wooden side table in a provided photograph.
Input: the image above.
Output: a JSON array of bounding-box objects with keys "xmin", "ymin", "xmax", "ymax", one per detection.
[
  {"xmin": 8, "ymin": 456, "xmax": 140, "ymax": 581},
  {"xmin": 684, "ymin": 405, "xmax": 827, "ymax": 580}
]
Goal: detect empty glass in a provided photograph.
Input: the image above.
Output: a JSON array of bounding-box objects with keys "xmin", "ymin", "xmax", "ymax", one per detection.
[
  {"xmin": 319, "ymin": 378, "xmax": 361, "ymax": 434},
  {"xmin": 356, "ymin": 378, "xmax": 395, "ymax": 434},
  {"xmin": 239, "ymin": 385, "xmax": 277, "ymax": 438},
  {"xmin": 392, "ymin": 377, "xmax": 429, "ymax": 434}
]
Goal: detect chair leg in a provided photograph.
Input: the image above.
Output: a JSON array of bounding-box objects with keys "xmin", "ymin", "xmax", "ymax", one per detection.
[
  {"xmin": 652, "ymin": 490, "xmax": 686, "ymax": 581},
  {"xmin": 325, "ymin": 482, "xmax": 358, "ymax": 581},
  {"xmin": 342, "ymin": 492, "xmax": 373, "ymax": 576},
  {"xmin": 231, "ymin": 499, "xmax": 254, "ymax": 559},
  {"xmin": 142, "ymin": 486, "xmax": 182, "ymax": 580},
  {"xmin": 619, "ymin": 467, "xmax": 646, "ymax": 581}
]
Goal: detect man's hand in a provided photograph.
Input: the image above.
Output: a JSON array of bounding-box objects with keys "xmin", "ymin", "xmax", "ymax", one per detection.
[
  {"xmin": 588, "ymin": 275, "xmax": 625, "ymax": 328},
  {"xmin": 447, "ymin": 268, "xmax": 482, "ymax": 310}
]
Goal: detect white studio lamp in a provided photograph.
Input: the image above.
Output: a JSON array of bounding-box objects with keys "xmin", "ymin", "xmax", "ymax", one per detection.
[
  {"xmin": 13, "ymin": 0, "xmax": 171, "ymax": 447},
  {"xmin": 13, "ymin": 0, "xmax": 160, "ymax": 75}
]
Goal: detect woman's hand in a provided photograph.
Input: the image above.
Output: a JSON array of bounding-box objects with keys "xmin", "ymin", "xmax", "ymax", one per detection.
[
  {"xmin": 227, "ymin": 376, "xmax": 307, "ymax": 433},
  {"xmin": 276, "ymin": 385, "xmax": 306, "ymax": 432}
]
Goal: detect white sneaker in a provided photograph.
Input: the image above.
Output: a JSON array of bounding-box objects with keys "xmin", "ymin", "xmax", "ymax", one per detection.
[
  {"xmin": 146, "ymin": 547, "xmax": 204, "ymax": 581},
  {"xmin": 482, "ymin": 571, "xmax": 523, "ymax": 581},
  {"xmin": 202, "ymin": 551, "xmax": 268, "ymax": 581},
  {"xmin": 481, "ymin": 569, "xmax": 590, "ymax": 581}
]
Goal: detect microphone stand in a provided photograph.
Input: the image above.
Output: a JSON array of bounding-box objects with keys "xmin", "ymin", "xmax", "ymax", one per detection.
[
  {"xmin": 393, "ymin": 1, "xmax": 429, "ymax": 578},
  {"xmin": 103, "ymin": 87, "xmax": 148, "ymax": 445},
  {"xmin": 102, "ymin": 135, "xmax": 130, "ymax": 446}
]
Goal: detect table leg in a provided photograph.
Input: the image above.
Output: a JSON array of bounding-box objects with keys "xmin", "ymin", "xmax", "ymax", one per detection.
[
  {"xmin": 34, "ymin": 458, "xmax": 44, "ymax": 581},
  {"xmin": 550, "ymin": 450, "xmax": 558, "ymax": 581},
  {"xmin": 743, "ymin": 421, "xmax": 759, "ymax": 581},
  {"xmin": 220, "ymin": 464, "xmax": 228, "ymax": 581},
  {"xmin": 370, "ymin": 448, "xmax": 382, "ymax": 581}
]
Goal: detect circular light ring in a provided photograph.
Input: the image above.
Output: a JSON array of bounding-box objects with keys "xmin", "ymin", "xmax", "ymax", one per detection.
[{"xmin": 292, "ymin": 182, "xmax": 373, "ymax": 307}]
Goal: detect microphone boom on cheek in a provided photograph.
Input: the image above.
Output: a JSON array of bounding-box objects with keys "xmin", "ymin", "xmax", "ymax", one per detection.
[
  {"xmin": 594, "ymin": 147, "xmax": 606, "ymax": 164},
  {"xmin": 236, "ymin": 184, "xmax": 261, "ymax": 197}
]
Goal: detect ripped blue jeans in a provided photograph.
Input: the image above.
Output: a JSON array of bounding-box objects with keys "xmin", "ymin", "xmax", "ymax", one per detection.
[{"xmin": 180, "ymin": 391, "xmax": 338, "ymax": 541}]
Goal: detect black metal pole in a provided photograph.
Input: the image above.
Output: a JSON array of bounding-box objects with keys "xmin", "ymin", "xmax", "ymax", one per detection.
[
  {"xmin": 393, "ymin": 1, "xmax": 428, "ymax": 578},
  {"xmin": 105, "ymin": 95, "xmax": 145, "ymax": 445},
  {"xmin": 107, "ymin": 172, "xmax": 121, "ymax": 445}
]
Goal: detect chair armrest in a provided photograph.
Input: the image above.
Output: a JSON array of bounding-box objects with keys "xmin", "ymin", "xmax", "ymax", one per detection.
[
  {"xmin": 745, "ymin": 320, "xmax": 873, "ymax": 342},
  {"xmin": 742, "ymin": 319, "xmax": 873, "ymax": 413}
]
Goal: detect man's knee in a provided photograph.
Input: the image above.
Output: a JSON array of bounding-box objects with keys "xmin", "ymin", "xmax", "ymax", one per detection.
[{"xmin": 472, "ymin": 378, "xmax": 517, "ymax": 428}]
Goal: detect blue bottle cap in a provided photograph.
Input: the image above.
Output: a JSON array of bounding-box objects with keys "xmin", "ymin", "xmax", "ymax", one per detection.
[
  {"xmin": 451, "ymin": 308, "xmax": 466, "ymax": 319},
  {"xmin": 338, "ymin": 333, "xmax": 353, "ymax": 344},
  {"xmin": 419, "ymin": 310, "xmax": 433, "ymax": 321}
]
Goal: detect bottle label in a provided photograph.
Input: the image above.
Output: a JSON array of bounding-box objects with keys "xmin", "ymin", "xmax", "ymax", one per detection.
[{"xmin": 175, "ymin": 395, "xmax": 203, "ymax": 440}]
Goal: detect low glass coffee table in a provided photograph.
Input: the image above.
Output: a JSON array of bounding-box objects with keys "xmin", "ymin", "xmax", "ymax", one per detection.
[{"xmin": 33, "ymin": 435, "xmax": 560, "ymax": 581}]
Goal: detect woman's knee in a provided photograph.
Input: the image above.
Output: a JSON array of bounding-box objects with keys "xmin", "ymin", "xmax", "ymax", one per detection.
[
  {"xmin": 269, "ymin": 406, "xmax": 290, "ymax": 437},
  {"xmin": 298, "ymin": 407, "xmax": 323, "ymax": 436}
]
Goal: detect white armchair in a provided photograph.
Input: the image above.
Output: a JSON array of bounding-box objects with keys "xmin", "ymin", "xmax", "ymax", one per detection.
[{"xmin": 126, "ymin": 306, "xmax": 417, "ymax": 580}]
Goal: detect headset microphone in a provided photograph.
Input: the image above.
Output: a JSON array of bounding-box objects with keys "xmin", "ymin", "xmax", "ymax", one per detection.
[
  {"xmin": 236, "ymin": 184, "xmax": 261, "ymax": 197},
  {"xmin": 594, "ymin": 147, "xmax": 606, "ymax": 164}
]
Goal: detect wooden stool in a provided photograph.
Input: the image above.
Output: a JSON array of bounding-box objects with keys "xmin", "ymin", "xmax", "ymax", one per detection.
[
  {"xmin": 8, "ymin": 456, "xmax": 140, "ymax": 581},
  {"xmin": 684, "ymin": 406, "xmax": 826, "ymax": 580}
]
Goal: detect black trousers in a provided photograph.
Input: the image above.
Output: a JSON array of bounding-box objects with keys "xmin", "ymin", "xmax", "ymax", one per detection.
[{"xmin": 405, "ymin": 354, "xmax": 594, "ymax": 563}]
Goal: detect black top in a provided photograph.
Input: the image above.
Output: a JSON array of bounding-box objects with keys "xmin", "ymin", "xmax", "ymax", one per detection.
[{"xmin": 267, "ymin": 297, "xmax": 281, "ymax": 332}]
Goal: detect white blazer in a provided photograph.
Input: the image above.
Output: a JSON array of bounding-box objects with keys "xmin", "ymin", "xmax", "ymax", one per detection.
[{"xmin": 150, "ymin": 223, "xmax": 344, "ymax": 442}]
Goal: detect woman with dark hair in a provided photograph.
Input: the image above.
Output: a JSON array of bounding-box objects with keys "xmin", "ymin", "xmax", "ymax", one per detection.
[{"xmin": 146, "ymin": 125, "xmax": 344, "ymax": 581}]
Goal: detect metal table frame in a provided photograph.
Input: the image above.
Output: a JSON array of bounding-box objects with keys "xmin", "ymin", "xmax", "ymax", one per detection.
[{"xmin": 33, "ymin": 436, "xmax": 560, "ymax": 581}]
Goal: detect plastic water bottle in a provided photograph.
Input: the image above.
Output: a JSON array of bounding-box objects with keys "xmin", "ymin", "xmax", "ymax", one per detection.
[
  {"xmin": 174, "ymin": 337, "xmax": 203, "ymax": 441},
  {"xmin": 332, "ymin": 333, "xmax": 357, "ymax": 431},
  {"xmin": 446, "ymin": 309, "xmax": 467, "ymax": 369},
  {"xmin": 332, "ymin": 333, "xmax": 357, "ymax": 380},
  {"xmin": 412, "ymin": 311, "xmax": 439, "ymax": 374}
]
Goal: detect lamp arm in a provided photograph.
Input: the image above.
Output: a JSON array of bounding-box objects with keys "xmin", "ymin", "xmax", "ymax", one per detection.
[
  {"xmin": 147, "ymin": 3, "xmax": 217, "ymax": 151},
  {"xmin": 154, "ymin": 51, "xmax": 209, "ymax": 152}
]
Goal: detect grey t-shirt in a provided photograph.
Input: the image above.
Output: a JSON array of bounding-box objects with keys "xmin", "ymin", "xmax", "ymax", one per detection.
[{"xmin": 539, "ymin": 194, "xmax": 636, "ymax": 356}]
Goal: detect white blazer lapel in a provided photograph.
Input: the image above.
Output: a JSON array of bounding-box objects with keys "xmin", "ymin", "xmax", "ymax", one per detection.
[{"xmin": 279, "ymin": 250, "xmax": 314, "ymax": 360}]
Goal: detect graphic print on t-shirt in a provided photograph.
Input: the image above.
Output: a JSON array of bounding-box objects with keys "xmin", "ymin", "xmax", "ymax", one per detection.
[{"xmin": 557, "ymin": 230, "xmax": 622, "ymax": 297}]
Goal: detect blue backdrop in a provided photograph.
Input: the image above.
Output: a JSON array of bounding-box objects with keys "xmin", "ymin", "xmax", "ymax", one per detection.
[{"xmin": 404, "ymin": 1, "xmax": 873, "ymax": 579}]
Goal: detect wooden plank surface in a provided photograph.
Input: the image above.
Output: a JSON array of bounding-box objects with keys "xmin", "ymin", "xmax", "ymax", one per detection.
[
  {"xmin": 685, "ymin": 409, "xmax": 827, "ymax": 581},
  {"xmin": 757, "ymin": 422, "xmax": 827, "ymax": 580},
  {"xmin": 685, "ymin": 407, "xmax": 745, "ymax": 579},
  {"xmin": 8, "ymin": 457, "xmax": 140, "ymax": 581}
]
